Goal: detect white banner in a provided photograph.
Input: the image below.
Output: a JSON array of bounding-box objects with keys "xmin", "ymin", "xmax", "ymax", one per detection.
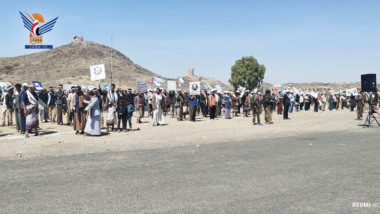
[
  {"xmin": 90, "ymin": 64, "xmax": 106, "ymax": 81},
  {"xmin": 346, "ymin": 89, "xmax": 352, "ymax": 96},
  {"xmin": 351, "ymin": 88, "xmax": 358, "ymax": 96},
  {"xmin": 189, "ymin": 82, "xmax": 200, "ymax": 95},
  {"xmin": 167, "ymin": 81, "xmax": 176, "ymax": 91}
]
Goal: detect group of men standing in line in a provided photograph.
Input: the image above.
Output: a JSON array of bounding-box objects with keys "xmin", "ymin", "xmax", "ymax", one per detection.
[{"xmin": 1, "ymin": 83, "xmax": 380, "ymax": 138}]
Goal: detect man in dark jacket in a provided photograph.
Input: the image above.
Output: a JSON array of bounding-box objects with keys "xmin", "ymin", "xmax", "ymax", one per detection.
[
  {"xmin": 5, "ymin": 86, "xmax": 14, "ymax": 126},
  {"xmin": 263, "ymin": 90, "xmax": 273, "ymax": 124},
  {"xmin": 48, "ymin": 87, "xmax": 56, "ymax": 122},
  {"xmin": 350, "ymin": 93, "xmax": 355, "ymax": 111},
  {"xmin": 283, "ymin": 90, "xmax": 290, "ymax": 120},
  {"xmin": 38, "ymin": 89, "xmax": 49, "ymax": 122}
]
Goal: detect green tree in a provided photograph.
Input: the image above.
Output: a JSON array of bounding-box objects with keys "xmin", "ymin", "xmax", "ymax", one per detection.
[{"xmin": 229, "ymin": 56, "xmax": 266, "ymax": 91}]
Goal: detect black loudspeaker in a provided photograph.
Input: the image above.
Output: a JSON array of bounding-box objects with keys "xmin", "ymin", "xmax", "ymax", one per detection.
[{"xmin": 361, "ymin": 74, "xmax": 377, "ymax": 92}]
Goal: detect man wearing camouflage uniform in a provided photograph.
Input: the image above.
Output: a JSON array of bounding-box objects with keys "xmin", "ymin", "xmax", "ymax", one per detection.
[{"xmin": 251, "ymin": 91, "xmax": 261, "ymax": 125}]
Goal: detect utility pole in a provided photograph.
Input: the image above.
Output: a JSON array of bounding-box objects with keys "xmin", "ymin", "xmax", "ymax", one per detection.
[{"xmin": 111, "ymin": 36, "xmax": 113, "ymax": 84}]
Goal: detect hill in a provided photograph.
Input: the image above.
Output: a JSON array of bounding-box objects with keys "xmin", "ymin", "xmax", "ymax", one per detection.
[{"xmin": 0, "ymin": 40, "xmax": 227, "ymax": 90}]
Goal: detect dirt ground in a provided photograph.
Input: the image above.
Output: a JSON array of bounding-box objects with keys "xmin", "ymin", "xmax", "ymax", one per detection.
[{"xmin": 0, "ymin": 108, "xmax": 376, "ymax": 160}]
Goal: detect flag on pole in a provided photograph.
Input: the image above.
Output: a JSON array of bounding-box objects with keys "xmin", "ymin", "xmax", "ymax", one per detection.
[
  {"xmin": 152, "ymin": 76, "xmax": 165, "ymax": 87},
  {"xmin": 202, "ymin": 81, "xmax": 212, "ymax": 91},
  {"xmin": 237, "ymin": 85, "xmax": 245, "ymax": 97},
  {"xmin": 32, "ymin": 81, "xmax": 43, "ymax": 91},
  {"xmin": 178, "ymin": 77, "xmax": 187, "ymax": 86}
]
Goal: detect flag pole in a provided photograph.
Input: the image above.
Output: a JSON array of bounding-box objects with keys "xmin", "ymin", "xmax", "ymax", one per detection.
[{"xmin": 111, "ymin": 36, "xmax": 113, "ymax": 84}]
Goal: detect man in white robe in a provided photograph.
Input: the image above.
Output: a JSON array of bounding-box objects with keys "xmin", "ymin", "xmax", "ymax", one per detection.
[{"xmin": 152, "ymin": 88, "xmax": 164, "ymax": 126}]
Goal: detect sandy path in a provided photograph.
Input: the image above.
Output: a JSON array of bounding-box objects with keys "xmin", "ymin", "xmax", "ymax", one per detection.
[{"xmin": 0, "ymin": 109, "xmax": 376, "ymax": 160}]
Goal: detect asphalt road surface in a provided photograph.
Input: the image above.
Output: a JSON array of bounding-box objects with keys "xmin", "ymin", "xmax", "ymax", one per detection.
[{"xmin": 0, "ymin": 129, "xmax": 379, "ymax": 213}]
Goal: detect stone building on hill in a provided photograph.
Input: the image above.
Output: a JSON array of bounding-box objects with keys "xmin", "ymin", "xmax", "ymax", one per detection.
[{"xmin": 188, "ymin": 68, "xmax": 194, "ymax": 77}]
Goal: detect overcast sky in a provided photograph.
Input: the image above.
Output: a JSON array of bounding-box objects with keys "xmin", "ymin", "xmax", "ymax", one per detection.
[{"xmin": 2, "ymin": 0, "xmax": 380, "ymax": 84}]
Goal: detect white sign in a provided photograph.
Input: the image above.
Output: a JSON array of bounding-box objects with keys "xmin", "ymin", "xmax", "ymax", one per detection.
[
  {"xmin": 346, "ymin": 89, "xmax": 352, "ymax": 96},
  {"xmin": 351, "ymin": 88, "xmax": 358, "ymax": 96},
  {"xmin": 167, "ymin": 81, "xmax": 177, "ymax": 91},
  {"xmin": 189, "ymin": 82, "xmax": 200, "ymax": 95},
  {"xmin": 90, "ymin": 64, "xmax": 106, "ymax": 81}
]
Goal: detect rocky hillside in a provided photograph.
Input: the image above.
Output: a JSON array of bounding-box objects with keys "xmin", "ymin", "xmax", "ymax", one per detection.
[
  {"xmin": 0, "ymin": 41, "xmax": 159, "ymax": 88},
  {"xmin": 0, "ymin": 40, "xmax": 231, "ymax": 90}
]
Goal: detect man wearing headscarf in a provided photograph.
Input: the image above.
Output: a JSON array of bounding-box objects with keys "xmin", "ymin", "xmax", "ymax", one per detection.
[
  {"xmin": 47, "ymin": 87, "xmax": 56, "ymax": 123},
  {"xmin": 5, "ymin": 85, "xmax": 14, "ymax": 126},
  {"xmin": 263, "ymin": 90, "xmax": 273, "ymax": 124},
  {"xmin": 224, "ymin": 91, "xmax": 232, "ymax": 119},
  {"xmin": 55, "ymin": 84, "xmax": 65, "ymax": 125},
  {"xmin": 251, "ymin": 91, "xmax": 261, "ymax": 125},
  {"xmin": 356, "ymin": 91, "xmax": 364, "ymax": 120},
  {"xmin": 13, "ymin": 84, "xmax": 23, "ymax": 132},
  {"xmin": 83, "ymin": 90, "xmax": 101, "ymax": 136},
  {"xmin": 188, "ymin": 92, "xmax": 198, "ymax": 122},
  {"xmin": 200, "ymin": 89, "xmax": 208, "ymax": 117},
  {"xmin": 208, "ymin": 89, "xmax": 217, "ymax": 120},
  {"xmin": 277, "ymin": 91, "xmax": 283, "ymax": 114},
  {"xmin": 152, "ymin": 88, "xmax": 165, "ymax": 126},
  {"xmin": 169, "ymin": 90, "xmax": 176, "ymax": 118},
  {"xmin": 231, "ymin": 92, "xmax": 239, "ymax": 117},
  {"xmin": 22, "ymin": 83, "xmax": 39, "ymax": 138},
  {"xmin": 62, "ymin": 91, "xmax": 70, "ymax": 125},
  {"xmin": 98, "ymin": 83, "xmax": 118, "ymax": 128},
  {"xmin": 321, "ymin": 93, "xmax": 327, "ymax": 111},
  {"xmin": 175, "ymin": 89, "xmax": 184, "ymax": 121},
  {"xmin": 241, "ymin": 90, "xmax": 250, "ymax": 117},
  {"xmin": 134, "ymin": 91, "xmax": 144, "ymax": 124},
  {"xmin": 68, "ymin": 86, "xmax": 76, "ymax": 126},
  {"xmin": 0, "ymin": 88, "xmax": 7, "ymax": 126},
  {"xmin": 18, "ymin": 83, "xmax": 28, "ymax": 133},
  {"xmin": 349, "ymin": 93, "xmax": 355, "ymax": 111},
  {"xmin": 74, "ymin": 86, "xmax": 86, "ymax": 134}
]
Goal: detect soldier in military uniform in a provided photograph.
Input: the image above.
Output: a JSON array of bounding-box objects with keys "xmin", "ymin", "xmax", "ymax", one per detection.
[
  {"xmin": 263, "ymin": 90, "xmax": 273, "ymax": 124},
  {"xmin": 356, "ymin": 91, "xmax": 364, "ymax": 120},
  {"xmin": 251, "ymin": 91, "xmax": 261, "ymax": 125}
]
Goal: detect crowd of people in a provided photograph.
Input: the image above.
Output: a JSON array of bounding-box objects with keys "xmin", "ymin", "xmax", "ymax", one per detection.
[{"xmin": 1, "ymin": 82, "xmax": 379, "ymax": 138}]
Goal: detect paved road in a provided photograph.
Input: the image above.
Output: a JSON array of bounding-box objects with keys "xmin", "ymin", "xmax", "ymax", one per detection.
[{"xmin": 0, "ymin": 129, "xmax": 379, "ymax": 213}]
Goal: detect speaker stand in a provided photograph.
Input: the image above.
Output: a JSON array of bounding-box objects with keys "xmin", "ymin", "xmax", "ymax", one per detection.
[{"xmin": 359, "ymin": 111, "xmax": 380, "ymax": 127}]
